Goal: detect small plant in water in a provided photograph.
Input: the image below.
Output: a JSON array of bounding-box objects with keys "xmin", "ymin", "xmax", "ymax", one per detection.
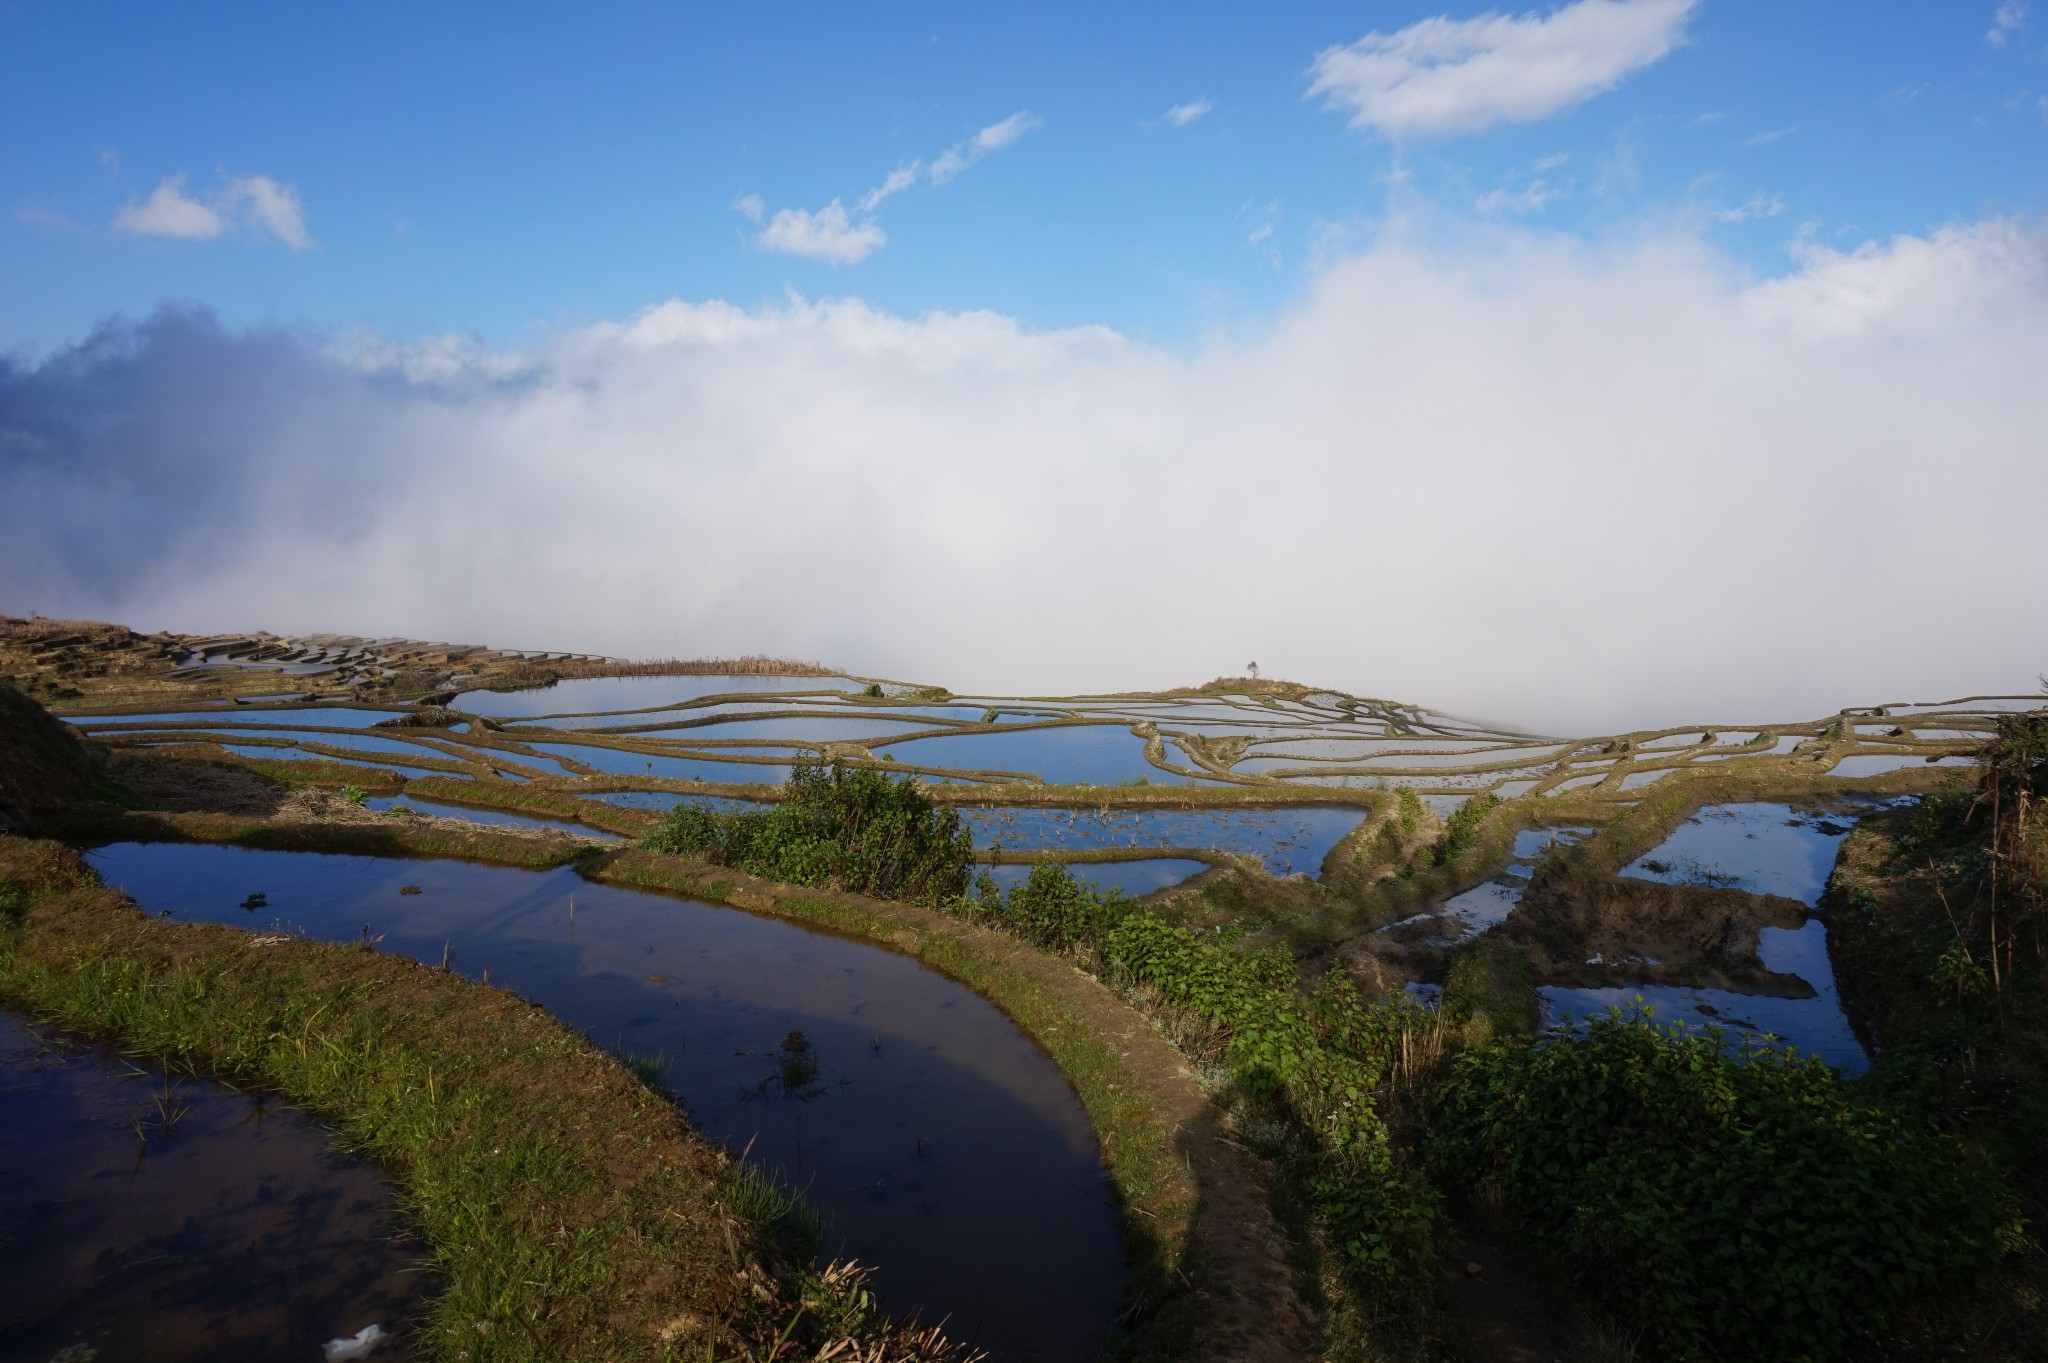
[
  {"xmin": 778, "ymin": 1029, "xmax": 821, "ymax": 1095},
  {"xmin": 341, "ymin": 784, "xmax": 368, "ymax": 806},
  {"xmin": 131, "ymin": 1072, "xmax": 192, "ymax": 1143},
  {"xmin": 614, "ymin": 1044, "xmax": 667, "ymax": 1091}
]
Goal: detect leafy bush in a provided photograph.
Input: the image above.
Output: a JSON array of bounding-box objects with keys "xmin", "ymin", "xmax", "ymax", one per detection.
[
  {"xmin": 973, "ymin": 862, "xmax": 1445, "ymax": 1293},
  {"xmin": 1440, "ymin": 935, "xmax": 1536, "ymax": 1044},
  {"xmin": 643, "ymin": 763, "xmax": 973, "ymax": 904},
  {"xmin": 1432, "ymin": 1007, "xmax": 2019, "ymax": 1360},
  {"xmin": 1432, "ymin": 791, "xmax": 1498, "ymax": 866}
]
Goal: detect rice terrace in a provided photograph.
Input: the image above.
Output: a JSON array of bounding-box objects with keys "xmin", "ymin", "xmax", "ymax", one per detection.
[
  {"xmin": 6, "ymin": 4, "xmax": 2048, "ymax": 1361},
  {"xmin": 0, "ymin": 616, "xmax": 2041, "ymax": 1362}
]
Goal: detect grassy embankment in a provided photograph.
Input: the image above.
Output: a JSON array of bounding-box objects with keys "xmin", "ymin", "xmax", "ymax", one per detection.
[
  {"xmin": 13, "ymin": 693, "xmax": 1310, "ymax": 1363},
  {"xmin": 1822, "ymin": 718, "xmax": 2048, "ymax": 1360},
  {"xmin": 0, "ymin": 683, "xmax": 973, "ymax": 1362}
]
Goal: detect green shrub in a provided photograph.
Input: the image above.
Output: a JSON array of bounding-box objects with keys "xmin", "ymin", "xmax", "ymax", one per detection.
[
  {"xmin": 1440, "ymin": 936, "xmax": 1536, "ymax": 1044},
  {"xmin": 1432, "ymin": 791, "xmax": 1498, "ymax": 866},
  {"xmin": 977, "ymin": 863, "xmax": 1445, "ymax": 1293},
  {"xmin": 643, "ymin": 763, "xmax": 973, "ymax": 904},
  {"xmin": 1431, "ymin": 1007, "xmax": 2019, "ymax": 1360}
]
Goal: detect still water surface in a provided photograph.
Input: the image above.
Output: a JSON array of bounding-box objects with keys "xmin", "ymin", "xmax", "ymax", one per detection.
[
  {"xmin": 86, "ymin": 843, "xmax": 1123, "ymax": 1362},
  {"xmin": 0, "ymin": 1014, "xmax": 424, "ymax": 1361}
]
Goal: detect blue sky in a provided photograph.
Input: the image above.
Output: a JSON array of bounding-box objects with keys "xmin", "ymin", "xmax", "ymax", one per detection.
[
  {"xmin": 4, "ymin": 1, "xmax": 2045, "ymax": 354},
  {"xmin": 4, "ymin": 2, "xmax": 2047, "ymax": 730}
]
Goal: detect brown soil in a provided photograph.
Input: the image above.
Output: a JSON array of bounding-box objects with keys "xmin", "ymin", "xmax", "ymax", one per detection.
[{"xmin": 1438, "ymin": 1236, "xmax": 1573, "ymax": 1363}]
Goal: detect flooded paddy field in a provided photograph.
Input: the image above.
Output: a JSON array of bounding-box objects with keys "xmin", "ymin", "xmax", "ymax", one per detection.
[
  {"xmin": 26, "ymin": 624, "xmax": 2042, "ymax": 1363},
  {"xmin": 982, "ymin": 858, "xmax": 1210, "ymax": 898},
  {"xmin": 86, "ymin": 842, "xmax": 1124, "ymax": 1363},
  {"xmin": 878, "ymin": 725, "xmax": 1221, "ymax": 787},
  {"xmin": 961, "ymin": 804, "xmax": 1366, "ymax": 877},
  {"xmin": 1383, "ymin": 800, "xmax": 1901, "ymax": 1075},
  {"xmin": 0, "ymin": 1014, "xmax": 425, "ymax": 1362},
  {"xmin": 53, "ymin": 670, "xmax": 2015, "ymax": 801},
  {"xmin": 363, "ymin": 794, "xmax": 622, "ymax": 839}
]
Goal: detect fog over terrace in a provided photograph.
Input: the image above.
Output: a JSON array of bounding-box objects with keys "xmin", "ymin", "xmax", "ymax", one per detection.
[{"xmin": 4, "ymin": 216, "xmax": 2045, "ymax": 735}]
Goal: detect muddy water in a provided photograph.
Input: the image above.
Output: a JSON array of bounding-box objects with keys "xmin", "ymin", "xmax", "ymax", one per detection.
[
  {"xmin": 0, "ymin": 1015, "xmax": 425, "ymax": 1362},
  {"xmin": 86, "ymin": 844, "xmax": 1123, "ymax": 1363}
]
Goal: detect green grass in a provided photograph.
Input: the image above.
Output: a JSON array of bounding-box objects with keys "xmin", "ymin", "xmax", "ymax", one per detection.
[{"xmin": 0, "ymin": 834, "xmax": 968, "ymax": 1362}]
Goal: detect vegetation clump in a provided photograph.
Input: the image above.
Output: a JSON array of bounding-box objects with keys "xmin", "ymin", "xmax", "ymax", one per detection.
[
  {"xmin": 1431, "ymin": 791, "xmax": 1498, "ymax": 866},
  {"xmin": 1431, "ymin": 1006, "xmax": 2020, "ymax": 1361},
  {"xmin": 644, "ymin": 763, "xmax": 973, "ymax": 904},
  {"xmin": 964, "ymin": 862, "xmax": 1447, "ymax": 1309}
]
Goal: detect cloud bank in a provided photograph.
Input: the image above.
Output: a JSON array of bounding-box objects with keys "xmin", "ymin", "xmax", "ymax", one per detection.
[
  {"xmin": 4, "ymin": 217, "xmax": 2045, "ymax": 735},
  {"xmin": 1309, "ymin": 0, "xmax": 1696, "ymax": 137}
]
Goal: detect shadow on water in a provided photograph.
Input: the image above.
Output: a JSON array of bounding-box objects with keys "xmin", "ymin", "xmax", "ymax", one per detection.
[
  {"xmin": 1543, "ymin": 802, "xmax": 1896, "ymax": 1075},
  {"xmin": 85, "ymin": 842, "xmax": 1124, "ymax": 1363},
  {"xmin": 0, "ymin": 1014, "xmax": 426, "ymax": 1362}
]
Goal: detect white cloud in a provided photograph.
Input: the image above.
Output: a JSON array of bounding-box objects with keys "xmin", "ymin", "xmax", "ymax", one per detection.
[
  {"xmin": 756, "ymin": 200, "xmax": 885, "ymax": 265},
  {"xmin": 1687, "ymin": 110, "xmax": 1726, "ymax": 126},
  {"xmin": 976, "ymin": 111, "xmax": 1041, "ymax": 152},
  {"xmin": 227, "ymin": 175, "xmax": 310, "ymax": 250},
  {"xmin": 931, "ymin": 110, "xmax": 1041, "ymax": 183},
  {"xmin": 1747, "ymin": 218, "xmax": 2047, "ymax": 337},
  {"xmin": 112, "ymin": 171, "xmax": 311, "ymax": 248},
  {"xmin": 742, "ymin": 112, "xmax": 1038, "ymax": 263},
  {"xmin": 1158, "ymin": 98, "xmax": 1215, "ymax": 128},
  {"xmin": 1715, "ymin": 192, "xmax": 1785, "ymax": 223},
  {"xmin": 1307, "ymin": 0, "xmax": 1697, "ymax": 137},
  {"xmin": 1988, "ymin": 0, "xmax": 2028, "ymax": 45},
  {"xmin": 857, "ymin": 162, "xmax": 921, "ymax": 213},
  {"xmin": 114, "ymin": 175, "xmax": 224, "ymax": 239},
  {"xmin": 1477, "ymin": 178, "xmax": 1564, "ymax": 213},
  {"xmin": 1743, "ymin": 125, "xmax": 1798, "ymax": 146},
  {"xmin": 7, "ymin": 215, "xmax": 2046, "ymax": 735}
]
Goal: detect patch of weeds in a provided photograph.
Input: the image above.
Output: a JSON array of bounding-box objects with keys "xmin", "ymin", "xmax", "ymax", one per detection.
[
  {"xmin": 1441, "ymin": 936, "xmax": 1537, "ymax": 1046},
  {"xmin": 1431, "ymin": 1005, "xmax": 2020, "ymax": 1361},
  {"xmin": 643, "ymin": 763, "xmax": 971, "ymax": 904},
  {"xmin": 727, "ymin": 1162, "xmax": 825, "ymax": 1263},
  {"xmin": 1432, "ymin": 792, "xmax": 1499, "ymax": 867},
  {"xmin": 613, "ymin": 1044, "xmax": 667, "ymax": 1091}
]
